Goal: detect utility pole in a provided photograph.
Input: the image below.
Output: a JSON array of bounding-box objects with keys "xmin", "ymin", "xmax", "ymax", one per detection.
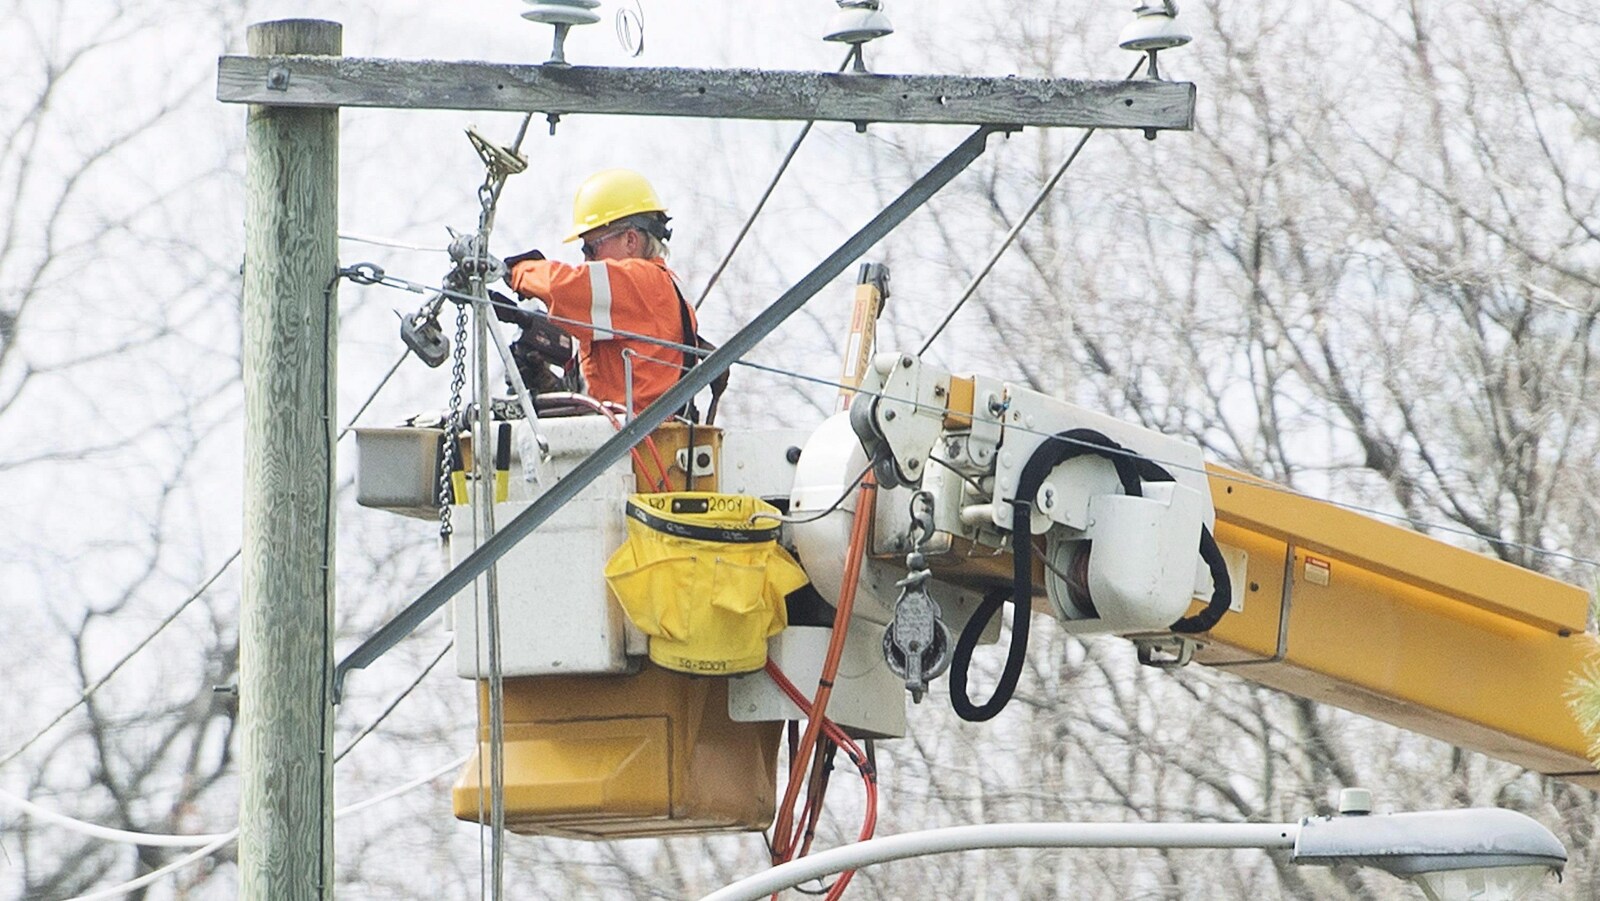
[{"xmin": 238, "ymin": 19, "xmax": 340, "ymax": 901}]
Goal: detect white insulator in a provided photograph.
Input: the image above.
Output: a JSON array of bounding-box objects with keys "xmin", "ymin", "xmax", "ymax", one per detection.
[
  {"xmin": 1118, "ymin": 2, "xmax": 1191, "ymax": 51},
  {"xmin": 522, "ymin": 0, "xmax": 601, "ymax": 27},
  {"xmin": 824, "ymin": 2, "xmax": 894, "ymax": 44}
]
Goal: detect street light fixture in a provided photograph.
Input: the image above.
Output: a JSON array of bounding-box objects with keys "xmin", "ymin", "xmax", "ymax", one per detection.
[
  {"xmin": 700, "ymin": 791, "xmax": 1565, "ymax": 901},
  {"xmin": 1292, "ymin": 791, "xmax": 1566, "ymax": 901}
]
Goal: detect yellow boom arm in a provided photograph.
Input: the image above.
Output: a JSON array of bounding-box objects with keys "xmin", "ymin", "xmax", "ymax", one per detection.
[{"xmin": 1198, "ymin": 466, "xmax": 1599, "ymax": 786}]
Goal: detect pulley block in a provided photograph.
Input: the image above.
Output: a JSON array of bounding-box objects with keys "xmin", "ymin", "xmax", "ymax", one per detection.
[{"xmin": 399, "ymin": 309, "xmax": 450, "ymax": 368}]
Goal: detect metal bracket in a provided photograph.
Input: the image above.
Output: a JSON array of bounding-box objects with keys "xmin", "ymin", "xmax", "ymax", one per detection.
[
  {"xmin": 1210, "ymin": 543, "xmax": 1296, "ymax": 668},
  {"xmin": 854, "ymin": 353, "xmax": 950, "ymax": 487},
  {"xmin": 1133, "ymin": 634, "xmax": 1199, "ymax": 669},
  {"xmin": 397, "ymin": 309, "xmax": 450, "ymax": 367}
]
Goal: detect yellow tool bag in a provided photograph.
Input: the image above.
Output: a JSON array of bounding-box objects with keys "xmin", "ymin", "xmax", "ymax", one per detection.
[{"xmin": 604, "ymin": 493, "xmax": 809, "ymax": 675}]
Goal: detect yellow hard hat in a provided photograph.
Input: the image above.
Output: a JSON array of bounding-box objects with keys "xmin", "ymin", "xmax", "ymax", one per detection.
[{"xmin": 564, "ymin": 168, "xmax": 668, "ymax": 242}]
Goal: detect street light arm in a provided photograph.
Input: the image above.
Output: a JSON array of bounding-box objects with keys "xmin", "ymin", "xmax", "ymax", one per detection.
[{"xmin": 697, "ymin": 822, "xmax": 1300, "ymax": 901}]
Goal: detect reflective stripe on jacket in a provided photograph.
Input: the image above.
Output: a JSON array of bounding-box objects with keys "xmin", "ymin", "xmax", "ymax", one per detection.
[{"xmin": 507, "ymin": 256, "xmax": 696, "ymax": 411}]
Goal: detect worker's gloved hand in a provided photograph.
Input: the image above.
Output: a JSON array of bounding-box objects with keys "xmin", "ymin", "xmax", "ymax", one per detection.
[
  {"xmin": 490, "ymin": 290, "xmax": 534, "ymax": 326},
  {"xmin": 502, "ymin": 248, "xmax": 545, "ymax": 268}
]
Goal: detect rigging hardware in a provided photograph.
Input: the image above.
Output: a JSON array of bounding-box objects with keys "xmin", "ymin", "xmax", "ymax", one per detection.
[{"xmin": 881, "ymin": 490, "xmax": 954, "ymax": 702}]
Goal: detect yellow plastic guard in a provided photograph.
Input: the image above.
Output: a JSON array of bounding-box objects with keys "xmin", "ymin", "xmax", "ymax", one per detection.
[
  {"xmin": 453, "ymin": 665, "xmax": 781, "ymax": 839},
  {"xmin": 605, "ymin": 493, "xmax": 809, "ymax": 675}
]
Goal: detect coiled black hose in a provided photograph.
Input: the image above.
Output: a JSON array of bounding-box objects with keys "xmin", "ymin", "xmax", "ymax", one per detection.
[{"xmin": 948, "ymin": 429, "xmax": 1231, "ymax": 721}]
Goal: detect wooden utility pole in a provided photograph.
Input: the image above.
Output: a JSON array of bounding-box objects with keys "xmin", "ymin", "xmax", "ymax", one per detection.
[{"xmin": 239, "ymin": 19, "xmax": 340, "ymax": 901}]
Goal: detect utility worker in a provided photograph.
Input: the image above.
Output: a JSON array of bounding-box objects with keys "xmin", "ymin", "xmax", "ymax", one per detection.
[{"xmin": 502, "ymin": 169, "xmax": 703, "ymax": 413}]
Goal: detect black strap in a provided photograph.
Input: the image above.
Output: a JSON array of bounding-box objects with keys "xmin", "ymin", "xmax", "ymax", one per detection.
[
  {"xmin": 668, "ymin": 278, "xmax": 729, "ymax": 424},
  {"xmin": 672, "ymin": 280, "xmax": 698, "ymax": 380},
  {"xmin": 623, "ymin": 499, "xmax": 779, "ymax": 544}
]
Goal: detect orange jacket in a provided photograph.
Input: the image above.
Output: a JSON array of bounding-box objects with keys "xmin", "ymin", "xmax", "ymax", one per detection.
[{"xmin": 507, "ymin": 256, "xmax": 698, "ymax": 411}]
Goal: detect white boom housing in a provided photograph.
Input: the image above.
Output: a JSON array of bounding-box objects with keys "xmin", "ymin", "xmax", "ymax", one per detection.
[{"xmin": 829, "ymin": 352, "xmax": 1221, "ymax": 635}]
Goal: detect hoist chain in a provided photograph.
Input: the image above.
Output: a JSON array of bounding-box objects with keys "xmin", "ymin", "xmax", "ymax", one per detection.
[
  {"xmin": 437, "ymin": 303, "xmax": 471, "ymax": 540},
  {"xmin": 882, "ymin": 490, "xmax": 954, "ymax": 702},
  {"xmin": 468, "ymin": 123, "xmax": 530, "ymax": 242},
  {"xmin": 432, "ymin": 118, "xmax": 534, "ymax": 544}
]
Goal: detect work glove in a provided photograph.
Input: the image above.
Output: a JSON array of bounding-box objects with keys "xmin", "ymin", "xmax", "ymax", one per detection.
[
  {"xmin": 502, "ymin": 248, "xmax": 545, "ymax": 268},
  {"xmin": 490, "ymin": 290, "xmax": 534, "ymax": 327}
]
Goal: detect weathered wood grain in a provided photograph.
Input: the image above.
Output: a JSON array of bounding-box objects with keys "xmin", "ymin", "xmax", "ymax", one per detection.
[
  {"xmin": 239, "ymin": 18, "xmax": 339, "ymax": 901},
  {"xmin": 218, "ymin": 57, "xmax": 1195, "ymax": 130}
]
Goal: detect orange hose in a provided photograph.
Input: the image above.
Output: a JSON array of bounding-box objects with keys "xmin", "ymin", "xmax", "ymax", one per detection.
[
  {"xmin": 771, "ymin": 474, "xmax": 877, "ymax": 864},
  {"xmin": 764, "ymin": 660, "xmax": 879, "ymax": 900}
]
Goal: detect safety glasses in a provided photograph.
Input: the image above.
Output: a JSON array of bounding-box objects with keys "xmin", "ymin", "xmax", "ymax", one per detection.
[{"xmin": 580, "ymin": 226, "xmax": 631, "ymax": 260}]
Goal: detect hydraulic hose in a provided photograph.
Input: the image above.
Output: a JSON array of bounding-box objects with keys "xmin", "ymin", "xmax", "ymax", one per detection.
[
  {"xmin": 950, "ymin": 429, "xmax": 1134, "ymax": 721},
  {"xmin": 772, "ymin": 473, "xmax": 878, "ymax": 864},
  {"xmin": 1170, "ymin": 524, "xmax": 1232, "ymax": 634}
]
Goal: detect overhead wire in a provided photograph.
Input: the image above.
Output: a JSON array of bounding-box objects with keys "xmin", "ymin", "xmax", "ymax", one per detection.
[
  {"xmin": 916, "ymin": 57, "xmax": 1149, "ymax": 356},
  {"xmin": 340, "ymin": 349, "xmax": 411, "ymax": 440},
  {"xmin": 1, "ymin": 338, "xmax": 416, "ymax": 773},
  {"xmin": 694, "ymin": 48, "xmax": 857, "ymax": 310},
  {"xmin": 339, "ymin": 231, "xmax": 451, "ymax": 252},
  {"xmin": 335, "ymin": 639, "xmax": 454, "ymax": 762},
  {"xmin": 66, "ymin": 832, "xmax": 237, "ymax": 901},
  {"xmin": 0, "ymin": 790, "xmax": 231, "ymax": 848},
  {"xmin": 750, "ymin": 460, "xmax": 874, "ymax": 526},
  {"xmin": 0, "ymin": 548, "xmax": 241, "ymax": 771},
  {"xmin": 52, "ymin": 754, "xmax": 469, "ymax": 901}
]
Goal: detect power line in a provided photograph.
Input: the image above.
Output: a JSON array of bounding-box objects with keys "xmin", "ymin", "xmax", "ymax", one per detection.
[
  {"xmin": 339, "ymin": 231, "xmax": 450, "ymax": 252},
  {"xmin": 340, "ymin": 349, "xmax": 410, "ymax": 440},
  {"xmin": 47, "ymin": 754, "xmax": 469, "ymax": 901},
  {"xmin": 0, "ymin": 549, "xmax": 240, "ymax": 771},
  {"xmin": 918, "ymin": 57, "xmax": 1147, "ymax": 355},
  {"xmin": 694, "ymin": 47, "xmax": 855, "ymax": 311},
  {"xmin": 1, "ymin": 348, "xmax": 415, "ymax": 772},
  {"xmin": 335, "ymin": 639, "xmax": 454, "ymax": 762}
]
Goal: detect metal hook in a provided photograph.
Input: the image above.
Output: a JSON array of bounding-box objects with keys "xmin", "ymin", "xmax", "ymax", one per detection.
[{"xmin": 907, "ymin": 489, "xmax": 936, "ymax": 551}]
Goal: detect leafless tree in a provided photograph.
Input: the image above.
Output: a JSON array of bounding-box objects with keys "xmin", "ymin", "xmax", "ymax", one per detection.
[
  {"xmin": 0, "ymin": 1, "xmax": 248, "ymax": 897},
  {"xmin": 856, "ymin": 0, "xmax": 1600, "ymax": 898}
]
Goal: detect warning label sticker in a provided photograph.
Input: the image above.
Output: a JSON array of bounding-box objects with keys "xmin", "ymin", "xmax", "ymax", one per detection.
[{"xmin": 1304, "ymin": 555, "xmax": 1331, "ymax": 586}]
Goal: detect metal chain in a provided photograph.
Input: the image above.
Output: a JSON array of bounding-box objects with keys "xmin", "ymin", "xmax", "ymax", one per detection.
[{"xmin": 438, "ymin": 304, "xmax": 470, "ymax": 540}]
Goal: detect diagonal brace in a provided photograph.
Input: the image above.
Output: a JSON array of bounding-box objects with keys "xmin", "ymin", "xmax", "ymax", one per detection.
[{"xmin": 333, "ymin": 124, "xmax": 1003, "ymax": 701}]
